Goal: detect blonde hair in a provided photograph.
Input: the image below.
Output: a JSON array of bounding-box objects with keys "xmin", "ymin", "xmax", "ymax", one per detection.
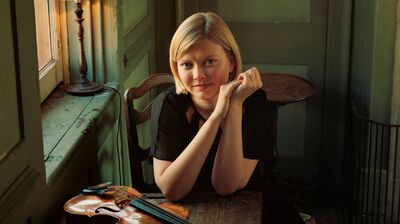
[{"xmin": 169, "ymin": 12, "xmax": 242, "ymax": 94}]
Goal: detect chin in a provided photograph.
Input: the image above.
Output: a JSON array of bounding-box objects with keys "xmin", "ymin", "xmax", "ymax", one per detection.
[{"xmin": 193, "ymin": 92, "xmax": 218, "ymax": 101}]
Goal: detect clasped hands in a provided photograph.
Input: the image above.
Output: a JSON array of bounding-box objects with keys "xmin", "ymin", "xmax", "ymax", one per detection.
[{"xmin": 213, "ymin": 67, "xmax": 263, "ymax": 120}]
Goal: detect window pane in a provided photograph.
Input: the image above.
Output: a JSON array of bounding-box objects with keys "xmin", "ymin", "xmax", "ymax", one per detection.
[{"xmin": 34, "ymin": 0, "xmax": 52, "ymax": 71}]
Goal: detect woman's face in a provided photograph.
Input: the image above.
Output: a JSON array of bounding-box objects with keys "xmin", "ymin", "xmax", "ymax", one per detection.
[{"xmin": 177, "ymin": 38, "xmax": 235, "ymax": 102}]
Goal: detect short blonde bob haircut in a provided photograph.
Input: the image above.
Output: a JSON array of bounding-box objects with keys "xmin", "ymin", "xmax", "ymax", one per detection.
[{"xmin": 169, "ymin": 12, "xmax": 242, "ymax": 94}]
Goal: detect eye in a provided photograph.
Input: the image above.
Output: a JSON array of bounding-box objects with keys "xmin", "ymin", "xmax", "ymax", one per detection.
[
  {"xmin": 205, "ymin": 59, "xmax": 217, "ymax": 65},
  {"xmin": 179, "ymin": 62, "xmax": 193, "ymax": 69}
]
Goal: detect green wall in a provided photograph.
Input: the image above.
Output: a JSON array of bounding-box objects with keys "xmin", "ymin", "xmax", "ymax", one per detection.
[{"xmin": 350, "ymin": 0, "xmax": 396, "ymax": 123}]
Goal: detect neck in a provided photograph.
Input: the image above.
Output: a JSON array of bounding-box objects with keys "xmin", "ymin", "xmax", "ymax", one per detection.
[{"xmin": 191, "ymin": 96, "xmax": 217, "ymax": 119}]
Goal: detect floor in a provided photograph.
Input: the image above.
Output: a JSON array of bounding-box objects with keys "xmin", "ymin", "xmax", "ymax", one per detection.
[{"xmin": 282, "ymin": 178, "xmax": 350, "ymax": 224}]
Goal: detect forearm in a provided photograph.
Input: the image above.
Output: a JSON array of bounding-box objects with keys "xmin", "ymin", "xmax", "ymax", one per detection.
[
  {"xmin": 212, "ymin": 101, "xmax": 245, "ymax": 194},
  {"xmin": 155, "ymin": 115, "xmax": 222, "ymax": 200}
]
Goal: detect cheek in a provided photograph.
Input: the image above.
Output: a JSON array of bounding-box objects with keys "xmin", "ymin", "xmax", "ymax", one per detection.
[
  {"xmin": 212, "ymin": 65, "xmax": 230, "ymax": 83},
  {"xmin": 178, "ymin": 70, "xmax": 192, "ymax": 86}
]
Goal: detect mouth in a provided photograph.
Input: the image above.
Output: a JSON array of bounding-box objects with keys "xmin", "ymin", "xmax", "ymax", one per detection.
[{"xmin": 193, "ymin": 83, "xmax": 212, "ymax": 89}]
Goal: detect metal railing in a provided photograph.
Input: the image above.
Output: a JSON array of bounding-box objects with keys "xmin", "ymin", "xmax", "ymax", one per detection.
[{"xmin": 347, "ymin": 100, "xmax": 400, "ymax": 224}]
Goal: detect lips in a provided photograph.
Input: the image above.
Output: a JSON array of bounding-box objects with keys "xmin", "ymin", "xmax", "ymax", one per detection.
[{"xmin": 193, "ymin": 83, "xmax": 212, "ymax": 90}]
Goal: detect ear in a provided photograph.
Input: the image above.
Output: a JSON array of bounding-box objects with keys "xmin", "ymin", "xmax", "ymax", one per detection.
[{"xmin": 229, "ymin": 54, "xmax": 236, "ymax": 74}]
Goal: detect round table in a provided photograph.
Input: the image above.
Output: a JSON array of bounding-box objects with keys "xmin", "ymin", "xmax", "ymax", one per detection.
[
  {"xmin": 260, "ymin": 73, "xmax": 316, "ymax": 220},
  {"xmin": 259, "ymin": 72, "xmax": 315, "ymax": 166},
  {"xmin": 261, "ymin": 73, "xmax": 315, "ymax": 105}
]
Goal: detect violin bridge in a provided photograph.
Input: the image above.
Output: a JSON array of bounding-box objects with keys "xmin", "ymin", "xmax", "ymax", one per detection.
[{"xmin": 113, "ymin": 186, "xmax": 130, "ymax": 207}]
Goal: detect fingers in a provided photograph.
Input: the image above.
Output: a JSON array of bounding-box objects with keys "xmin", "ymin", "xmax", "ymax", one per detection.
[
  {"xmin": 240, "ymin": 67, "xmax": 262, "ymax": 89},
  {"xmin": 227, "ymin": 79, "xmax": 242, "ymax": 89},
  {"xmin": 252, "ymin": 68, "xmax": 262, "ymax": 87},
  {"xmin": 220, "ymin": 80, "xmax": 242, "ymax": 98}
]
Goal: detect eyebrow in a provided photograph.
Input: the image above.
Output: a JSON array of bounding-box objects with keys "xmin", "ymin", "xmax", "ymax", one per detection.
[{"xmin": 178, "ymin": 54, "xmax": 220, "ymax": 62}]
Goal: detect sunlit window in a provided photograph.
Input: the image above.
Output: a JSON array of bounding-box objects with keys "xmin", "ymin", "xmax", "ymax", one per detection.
[
  {"xmin": 34, "ymin": 0, "xmax": 52, "ymax": 71},
  {"xmin": 33, "ymin": 0, "xmax": 64, "ymax": 102}
]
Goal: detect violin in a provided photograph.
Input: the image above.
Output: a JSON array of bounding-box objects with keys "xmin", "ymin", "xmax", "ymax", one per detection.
[{"xmin": 64, "ymin": 183, "xmax": 191, "ymax": 224}]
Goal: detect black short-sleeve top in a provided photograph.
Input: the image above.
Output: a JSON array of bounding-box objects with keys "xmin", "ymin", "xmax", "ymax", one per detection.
[{"xmin": 150, "ymin": 86, "xmax": 276, "ymax": 192}]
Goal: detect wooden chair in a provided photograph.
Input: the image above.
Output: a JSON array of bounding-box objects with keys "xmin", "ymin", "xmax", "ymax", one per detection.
[
  {"xmin": 124, "ymin": 73, "xmax": 278, "ymax": 190},
  {"xmin": 124, "ymin": 73, "xmax": 175, "ymax": 191}
]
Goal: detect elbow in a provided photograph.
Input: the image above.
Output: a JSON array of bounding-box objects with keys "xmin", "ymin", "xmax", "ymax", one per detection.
[
  {"xmin": 155, "ymin": 175, "xmax": 192, "ymax": 201},
  {"xmin": 213, "ymin": 178, "xmax": 247, "ymax": 196},
  {"xmin": 214, "ymin": 187, "xmax": 236, "ymax": 196},
  {"xmin": 162, "ymin": 190, "xmax": 185, "ymax": 201},
  {"xmin": 213, "ymin": 182, "xmax": 241, "ymax": 196},
  {"xmin": 159, "ymin": 185, "xmax": 189, "ymax": 201}
]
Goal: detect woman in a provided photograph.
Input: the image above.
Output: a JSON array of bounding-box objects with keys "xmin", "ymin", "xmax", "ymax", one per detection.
[{"xmin": 150, "ymin": 12, "xmax": 305, "ymax": 223}]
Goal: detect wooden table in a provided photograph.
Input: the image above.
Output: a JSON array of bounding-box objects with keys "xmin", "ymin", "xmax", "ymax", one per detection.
[
  {"xmin": 261, "ymin": 73, "xmax": 315, "ymax": 105},
  {"xmin": 147, "ymin": 191, "xmax": 263, "ymax": 224},
  {"xmin": 60, "ymin": 191, "xmax": 262, "ymax": 224}
]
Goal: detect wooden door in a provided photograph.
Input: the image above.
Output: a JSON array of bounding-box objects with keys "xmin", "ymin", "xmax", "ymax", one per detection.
[
  {"xmin": 177, "ymin": 0, "xmax": 328, "ymax": 180},
  {"xmin": 0, "ymin": 0, "xmax": 47, "ymax": 223},
  {"xmin": 120, "ymin": 0, "xmax": 157, "ymax": 184}
]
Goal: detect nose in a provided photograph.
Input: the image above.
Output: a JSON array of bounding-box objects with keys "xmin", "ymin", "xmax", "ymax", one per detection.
[{"xmin": 193, "ymin": 65, "xmax": 206, "ymax": 81}]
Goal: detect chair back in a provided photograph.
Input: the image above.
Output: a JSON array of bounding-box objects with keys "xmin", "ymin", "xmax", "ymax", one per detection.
[{"xmin": 124, "ymin": 73, "xmax": 175, "ymax": 191}]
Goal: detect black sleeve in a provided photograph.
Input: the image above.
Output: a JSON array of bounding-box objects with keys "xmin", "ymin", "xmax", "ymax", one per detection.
[
  {"xmin": 242, "ymin": 89, "xmax": 277, "ymax": 161},
  {"xmin": 150, "ymin": 88, "xmax": 187, "ymax": 161}
]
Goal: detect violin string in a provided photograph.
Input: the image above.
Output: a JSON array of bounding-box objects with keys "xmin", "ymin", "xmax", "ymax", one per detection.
[
  {"xmin": 127, "ymin": 195, "xmax": 190, "ymax": 223},
  {"xmin": 134, "ymin": 197, "xmax": 191, "ymax": 224},
  {"xmin": 122, "ymin": 194, "xmax": 191, "ymax": 224},
  {"xmin": 136, "ymin": 197, "xmax": 187, "ymax": 220},
  {"xmin": 133, "ymin": 199, "xmax": 189, "ymax": 224},
  {"xmin": 114, "ymin": 187, "xmax": 191, "ymax": 224}
]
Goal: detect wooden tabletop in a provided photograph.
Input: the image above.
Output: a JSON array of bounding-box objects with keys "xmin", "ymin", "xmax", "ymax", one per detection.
[
  {"xmin": 60, "ymin": 191, "xmax": 262, "ymax": 224},
  {"xmin": 147, "ymin": 191, "xmax": 263, "ymax": 224},
  {"xmin": 261, "ymin": 73, "xmax": 315, "ymax": 105}
]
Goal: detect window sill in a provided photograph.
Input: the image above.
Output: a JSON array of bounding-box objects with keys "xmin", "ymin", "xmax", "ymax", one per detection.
[{"xmin": 41, "ymin": 83, "xmax": 118, "ymax": 186}]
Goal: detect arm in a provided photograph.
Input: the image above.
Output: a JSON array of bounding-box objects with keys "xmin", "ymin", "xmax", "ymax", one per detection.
[
  {"xmin": 153, "ymin": 80, "xmax": 242, "ymax": 201},
  {"xmin": 153, "ymin": 114, "xmax": 222, "ymax": 200},
  {"xmin": 212, "ymin": 67, "xmax": 262, "ymax": 195}
]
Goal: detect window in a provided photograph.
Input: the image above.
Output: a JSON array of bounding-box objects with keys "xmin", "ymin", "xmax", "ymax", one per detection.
[{"xmin": 34, "ymin": 0, "xmax": 65, "ymax": 102}]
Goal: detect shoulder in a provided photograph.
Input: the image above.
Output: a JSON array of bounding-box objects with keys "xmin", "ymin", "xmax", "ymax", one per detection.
[
  {"xmin": 150, "ymin": 87, "xmax": 189, "ymax": 160},
  {"xmin": 152, "ymin": 86, "xmax": 189, "ymax": 123},
  {"xmin": 153, "ymin": 86, "xmax": 188, "ymax": 112}
]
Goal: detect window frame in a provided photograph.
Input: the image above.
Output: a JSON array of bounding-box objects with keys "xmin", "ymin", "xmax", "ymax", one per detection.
[{"xmin": 35, "ymin": 0, "xmax": 70, "ymax": 102}]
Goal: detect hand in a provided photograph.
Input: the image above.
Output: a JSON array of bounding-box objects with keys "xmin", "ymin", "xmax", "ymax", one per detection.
[
  {"xmin": 232, "ymin": 67, "xmax": 263, "ymax": 103},
  {"xmin": 212, "ymin": 80, "xmax": 242, "ymax": 120}
]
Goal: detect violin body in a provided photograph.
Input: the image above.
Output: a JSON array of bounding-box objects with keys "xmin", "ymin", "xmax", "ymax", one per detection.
[{"xmin": 64, "ymin": 186, "xmax": 190, "ymax": 224}]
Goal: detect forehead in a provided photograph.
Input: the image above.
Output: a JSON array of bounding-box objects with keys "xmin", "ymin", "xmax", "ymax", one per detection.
[{"xmin": 179, "ymin": 39, "xmax": 227, "ymax": 60}]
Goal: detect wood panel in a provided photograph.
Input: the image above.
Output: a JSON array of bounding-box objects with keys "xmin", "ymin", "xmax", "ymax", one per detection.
[
  {"xmin": 42, "ymin": 95, "xmax": 93, "ymax": 158},
  {"xmin": 122, "ymin": 0, "xmax": 153, "ymax": 78},
  {"xmin": 0, "ymin": 0, "xmax": 46, "ymax": 222},
  {"xmin": 0, "ymin": 166, "xmax": 39, "ymax": 222},
  {"xmin": 122, "ymin": 0, "xmax": 149, "ymax": 35},
  {"xmin": 120, "ymin": 0, "xmax": 154, "ymax": 185},
  {"xmin": 123, "ymin": 54, "xmax": 152, "ymax": 148},
  {"xmin": 392, "ymin": 1, "xmax": 400, "ymax": 124},
  {"xmin": 218, "ymin": 0, "xmax": 310, "ymax": 23},
  {"xmin": 0, "ymin": 0, "xmax": 22, "ymax": 159}
]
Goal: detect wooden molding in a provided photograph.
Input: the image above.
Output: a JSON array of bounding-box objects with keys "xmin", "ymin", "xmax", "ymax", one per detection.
[
  {"xmin": 392, "ymin": 0, "xmax": 400, "ymax": 124},
  {"xmin": 123, "ymin": 28, "xmax": 152, "ymax": 69},
  {"xmin": 0, "ymin": 166, "xmax": 39, "ymax": 223}
]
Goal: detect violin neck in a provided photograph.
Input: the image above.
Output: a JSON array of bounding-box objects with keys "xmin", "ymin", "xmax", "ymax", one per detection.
[{"xmin": 129, "ymin": 197, "xmax": 191, "ymax": 224}]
